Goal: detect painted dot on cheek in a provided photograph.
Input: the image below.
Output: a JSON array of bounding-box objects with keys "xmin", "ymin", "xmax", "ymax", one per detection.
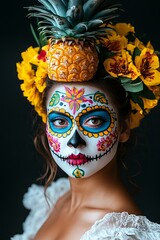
[{"xmin": 81, "ymin": 104, "xmax": 86, "ymax": 108}]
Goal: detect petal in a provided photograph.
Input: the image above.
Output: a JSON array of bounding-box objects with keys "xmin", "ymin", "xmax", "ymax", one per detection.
[{"xmin": 141, "ymin": 70, "xmax": 160, "ymax": 86}]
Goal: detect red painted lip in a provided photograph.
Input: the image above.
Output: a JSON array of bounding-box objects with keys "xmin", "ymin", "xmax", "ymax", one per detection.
[{"xmin": 66, "ymin": 153, "xmax": 88, "ymax": 166}]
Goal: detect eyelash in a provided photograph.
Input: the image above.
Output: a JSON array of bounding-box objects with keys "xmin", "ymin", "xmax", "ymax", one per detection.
[
  {"xmin": 50, "ymin": 118, "xmax": 68, "ymax": 127},
  {"xmin": 83, "ymin": 116, "xmax": 105, "ymax": 127}
]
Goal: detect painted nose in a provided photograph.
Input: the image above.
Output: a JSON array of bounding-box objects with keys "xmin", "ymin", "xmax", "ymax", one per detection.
[{"xmin": 67, "ymin": 130, "xmax": 86, "ymax": 148}]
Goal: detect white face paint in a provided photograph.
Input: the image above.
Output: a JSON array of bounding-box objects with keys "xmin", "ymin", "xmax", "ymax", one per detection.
[{"xmin": 46, "ymin": 84, "xmax": 119, "ymax": 178}]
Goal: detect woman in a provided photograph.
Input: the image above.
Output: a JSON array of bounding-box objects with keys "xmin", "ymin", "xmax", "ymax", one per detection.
[{"xmin": 12, "ymin": 0, "xmax": 160, "ymax": 239}]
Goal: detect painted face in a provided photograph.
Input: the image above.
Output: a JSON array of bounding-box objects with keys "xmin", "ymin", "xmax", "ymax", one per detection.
[{"xmin": 46, "ymin": 84, "xmax": 119, "ymax": 178}]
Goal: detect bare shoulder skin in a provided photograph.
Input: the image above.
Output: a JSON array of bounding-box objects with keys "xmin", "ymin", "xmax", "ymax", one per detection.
[{"xmin": 33, "ymin": 158, "xmax": 142, "ymax": 240}]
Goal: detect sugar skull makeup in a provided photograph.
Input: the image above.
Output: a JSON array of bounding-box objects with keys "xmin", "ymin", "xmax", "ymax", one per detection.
[{"xmin": 46, "ymin": 84, "xmax": 119, "ymax": 178}]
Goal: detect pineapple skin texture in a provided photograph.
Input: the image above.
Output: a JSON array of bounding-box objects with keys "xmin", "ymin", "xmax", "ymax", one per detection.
[{"xmin": 46, "ymin": 41, "xmax": 99, "ymax": 82}]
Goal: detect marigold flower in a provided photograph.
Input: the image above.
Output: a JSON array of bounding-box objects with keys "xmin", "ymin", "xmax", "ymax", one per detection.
[{"xmin": 16, "ymin": 45, "xmax": 48, "ymax": 122}]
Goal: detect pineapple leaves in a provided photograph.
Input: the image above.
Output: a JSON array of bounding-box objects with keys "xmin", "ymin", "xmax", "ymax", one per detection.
[
  {"xmin": 30, "ymin": 23, "xmax": 41, "ymax": 46},
  {"xmin": 92, "ymin": 7, "xmax": 120, "ymax": 20},
  {"xmin": 66, "ymin": 5, "xmax": 84, "ymax": 26},
  {"xmin": 30, "ymin": 21, "xmax": 48, "ymax": 47},
  {"xmin": 26, "ymin": 0, "xmax": 121, "ymax": 40},
  {"xmin": 27, "ymin": 6, "xmax": 51, "ymax": 15},
  {"xmin": 74, "ymin": 19, "xmax": 103, "ymax": 33},
  {"xmin": 27, "ymin": 0, "xmax": 67, "ymax": 16},
  {"xmin": 47, "ymin": 0, "xmax": 67, "ymax": 16},
  {"xmin": 83, "ymin": 0, "xmax": 104, "ymax": 21},
  {"xmin": 29, "ymin": 1, "xmax": 57, "ymax": 14},
  {"xmin": 68, "ymin": 0, "xmax": 84, "ymax": 9},
  {"xmin": 29, "ymin": 12, "xmax": 71, "ymax": 30}
]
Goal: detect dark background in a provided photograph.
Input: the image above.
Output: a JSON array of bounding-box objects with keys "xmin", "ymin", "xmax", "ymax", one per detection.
[{"xmin": 1, "ymin": 0, "xmax": 160, "ymax": 239}]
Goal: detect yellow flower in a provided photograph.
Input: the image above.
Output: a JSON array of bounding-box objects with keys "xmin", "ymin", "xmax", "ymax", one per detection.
[
  {"xmin": 35, "ymin": 103, "xmax": 47, "ymax": 123},
  {"xmin": 100, "ymin": 34, "xmax": 128, "ymax": 53},
  {"xmin": 129, "ymin": 97, "xmax": 158, "ymax": 129},
  {"xmin": 129, "ymin": 100, "xmax": 144, "ymax": 129},
  {"xmin": 142, "ymin": 98, "xmax": 158, "ymax": 110},
  {"xmin": 130, "ymin": 110, "xmax": 145, "ymax": 129},
  {"xmin": 16, "ymin": 22, "xmax": 160, "ymax": 129},
  {"xmin": 130, "ymin": 97, "xmax": 157, "ymax": 113},
  {"xmin": 16, "ymin": 45, "xmax": 48, "ymax": 122},
  {"xmin": 112, "ymin": 23, "xmax": 135, "ymax": 36},
  {"xmin": 149, "ymin": 85, "xmax": 160, "ymax": 100},
  {"xmin": 146, "ymin": 41, "xmax": 154, "ymax": 50},
  {"xmin": 135, "ymin": 48, "xmax": 160, "ymax": 86},
  {"xmin": 104, "ymin": 50, "xmax": 140, "ymax": 80},
  {"xmin": 107, "ymin": 23, "xmax": 135, "ymax": 37},
  {"xmin": 127, "ymin": 38, "xmax": 145, "ymax": 54}
]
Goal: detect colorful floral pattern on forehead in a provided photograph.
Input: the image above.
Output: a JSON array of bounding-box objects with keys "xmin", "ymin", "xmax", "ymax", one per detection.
[{"xmin": 48, "ymin": 86, "xmax": 109, "ymax": 115}]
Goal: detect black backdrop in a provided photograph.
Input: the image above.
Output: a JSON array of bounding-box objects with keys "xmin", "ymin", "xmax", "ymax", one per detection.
[{"xmin": 1, "ymin": 0, "xmax": 160, "ymax": 239}]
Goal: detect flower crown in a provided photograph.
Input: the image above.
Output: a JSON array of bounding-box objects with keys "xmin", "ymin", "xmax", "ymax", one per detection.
[{"xmin": 16, "ymin": 0, "xmax": 160, "ymax": 129}]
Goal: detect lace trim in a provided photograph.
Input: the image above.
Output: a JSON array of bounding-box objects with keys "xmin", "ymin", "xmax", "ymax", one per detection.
[
  {"xmin": 11, "ymin": 178, "xmax": 160, "ymax": 240},
  {"xmin": 11, "ymin": 178, "xmax": 70, "ymax": 240},
  {"xmin": 81, "ymin": 211, "xmax": 160, "ymax": 239}
]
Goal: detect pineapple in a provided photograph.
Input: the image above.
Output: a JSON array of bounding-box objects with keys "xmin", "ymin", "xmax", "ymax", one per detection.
[{"xmin": 27, "ymin": 0, "xmax": 120, "ymax": 82}]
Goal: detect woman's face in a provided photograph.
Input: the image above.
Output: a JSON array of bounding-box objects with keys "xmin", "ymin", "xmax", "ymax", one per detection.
[{"xmin": 46, "ymin": 83, "xmax": 120, "ymax": 178}]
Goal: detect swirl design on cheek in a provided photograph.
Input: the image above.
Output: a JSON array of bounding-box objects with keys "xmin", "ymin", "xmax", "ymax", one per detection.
[
  {"xmin": 48, "ymin": 108, "xmax": 74, "ymax": 138},
  {"xmin": 75, "ymin": 106, "xmax": 117, "ymax": 138}
]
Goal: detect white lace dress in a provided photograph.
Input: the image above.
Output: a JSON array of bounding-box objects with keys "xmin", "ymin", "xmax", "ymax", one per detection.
[{"xmin": 11, "ymin": 178, "xmax": 160, "ymax": 240}]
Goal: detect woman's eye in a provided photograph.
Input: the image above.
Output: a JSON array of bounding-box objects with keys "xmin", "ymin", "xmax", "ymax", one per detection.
[
  {"xmin": 50, "ymin": 118, "xmax": 69, "ymax": 128},
  {"xmin": 83, "ymin": 117, "xmax": 104, "ymax": 128}
]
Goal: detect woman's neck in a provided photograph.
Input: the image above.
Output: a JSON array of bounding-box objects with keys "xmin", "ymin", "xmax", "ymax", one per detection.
[{"xmin": 67, "ymin": 157, "xmax": 123, "ymax": 210}]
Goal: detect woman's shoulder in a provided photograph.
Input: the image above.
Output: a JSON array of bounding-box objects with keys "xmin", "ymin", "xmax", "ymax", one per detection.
[
  {"xmin": 11, "ymin": 177, "xmax": 70, "ymax": 240},
  {"xmin": 81, "ymin": 211, "xmax": 160, "ymax": 240}
]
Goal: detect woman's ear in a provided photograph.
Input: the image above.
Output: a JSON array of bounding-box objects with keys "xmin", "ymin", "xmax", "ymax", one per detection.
[{"xmin": 119, "ymin": 118, "xmax": 130, "ymax": 143}]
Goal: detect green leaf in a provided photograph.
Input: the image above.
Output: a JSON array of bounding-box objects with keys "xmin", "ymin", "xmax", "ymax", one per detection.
[
  {"xmin": 30, "ymin": 23, "xmax": 41, "ymax": 46},
  {"xmin": 140, "ymin": 84, "xmax": 156, "ymax": 99},
  {"xmin": 119, "ymin": 77, "xmax": 131, "ymax": 84},
  {"xmin": 119, "ymin": 77, "xmax": 143, "ymax": 93},
  {"xmin": 49, "ymin": 93, "xmax": 60, "ymax": 106},
  {"xmin": 130, "ymin": 77, "xmax": 142, "ymax": 84},
  {"xmin": 122, "ymin": 82, "xmax": 143, "ymax": 93},
  {"xmin": 132, "ymin": 47, "xmax": 141, "ymax": 61},
  {"xmin": 30, "ymin": 20, "xmax": 48, "ymax": 47},
  {"xmin": 83, "ymin": 0, "xmax": 104, "ymax": 21},
  {"xmin": 98, "ymin": 45, "xmax": 116, "ymax": 61},
  {"xmin": 129, "ymin": 93, "xmax": 144, "ymax": 110}
]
